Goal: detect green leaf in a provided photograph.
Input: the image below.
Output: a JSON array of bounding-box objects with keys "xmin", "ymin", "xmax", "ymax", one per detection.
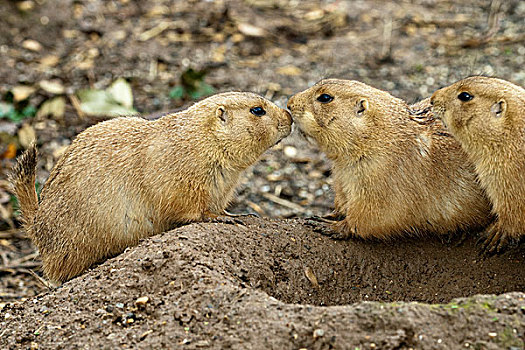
[
  {"xmin": 107, "ymin": 78, "xmax": 134, "ymax": 108},
  {"xmin": 77, "ymin": 88, "xmax": 136, "ymax": 117},
  {"xmin": 0, "ymin": 102, "xmax": 12, "ymax": 117},
  {"xmin": 189, "ymin": 82, "xmax": 215, "ymax": 100},
  {"xmin": 169, "ymin": 86, "xmax": 185, "ymax": 99},
  {"xmin": 22, "ymin": 105, "xmax": 37, "ymax": 117}
]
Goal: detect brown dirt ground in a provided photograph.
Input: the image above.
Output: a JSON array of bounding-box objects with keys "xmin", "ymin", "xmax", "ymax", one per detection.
[
  {"xmin": 1, "ymin": 217, "xmax": 525, "ymax": 349},
  {"xmin": 1, "ymin": 0, "xmax": 525, "ymax": 348}
]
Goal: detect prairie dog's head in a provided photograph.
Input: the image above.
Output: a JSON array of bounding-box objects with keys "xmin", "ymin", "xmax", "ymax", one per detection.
[
  {"xmin": 190, "ymin": 92, "xmax": 292, "ymax": 166},
  {"xmin": 287, "ymin": 79, "xmax": 407, "ymax": 160},
  {"xmin": 431, "ymin": 76, "xmax": 525, "ymax": 145}
]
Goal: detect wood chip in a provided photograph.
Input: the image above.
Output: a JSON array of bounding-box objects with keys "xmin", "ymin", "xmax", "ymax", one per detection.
[{"xmin": 304, "ymin": 267, "xmax": 320, "ymax": 289}]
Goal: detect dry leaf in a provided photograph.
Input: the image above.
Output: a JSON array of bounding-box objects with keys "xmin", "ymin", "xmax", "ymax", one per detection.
[
  {"xmin": 36, "ymin": 97, "xmax": 66, "ymax": 119},
  {"xmin": 52, "ymin": 145, "xmax": 69, "ymax": 159},
  {"xmin": 12, "ymin": 85, "xmax": 36, "ymax": 102},
  {"xmin": 276, "ymin": 65, "xmax": 302, "ymax": 76},
  {"xmin": 17, "ymin": 1, "xmax": 35, "ymax": 11},
  {"xmin": 0, "ymin": 143, "xmax": 17, "ymax": 160},
  {"xmin": 304, "ymin": 267, "xmax": 320, "ymax": 289},
  {"xmin": 22, "ymin": 39, "xmax": 42, "ymax": 51},
  {"xmin": 39, "ymin": 80, "xmax": 65, "ymax": 94},
  {"xmin": 18, "ymin": 123, "xmax": 36, "ymax": 148},
  {"xmin": 40, "ymin": 55, "xmax": 60, "ymax": 67},
  {"xmin": 304, "ymin": 9, "xmax": 324, "ymax": 21}
]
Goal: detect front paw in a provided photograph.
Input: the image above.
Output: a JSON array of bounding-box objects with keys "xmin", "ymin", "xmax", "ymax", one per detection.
[
  {"xmin": 330, "ymin": 219, "xmax": 358, "ymax": 240},
  {"xmin": 478, "ymin": 222, "xmax": 521, "ymax": 255},
  {"xmin": 223, "ymin": 210, "xmax": 260, "ymax": 218}
]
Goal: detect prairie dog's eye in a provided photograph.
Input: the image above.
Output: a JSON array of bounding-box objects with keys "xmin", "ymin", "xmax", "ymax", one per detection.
[
  {"xmin": 457, "ymin": 92, "xmax": 474, "ymax": 102},
  {"xmin": 250, "ymin": 107, "xmax": 266, "ymax": 116},
  {"xmin": 317, "ymin": 93, "xmax": 334, "ymax": 103}
]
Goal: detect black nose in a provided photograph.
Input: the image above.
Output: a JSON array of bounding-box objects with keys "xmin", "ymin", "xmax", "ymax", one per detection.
[{"xmin": 430, "ymin": 100, "xmax": 434, "ymax": 106}]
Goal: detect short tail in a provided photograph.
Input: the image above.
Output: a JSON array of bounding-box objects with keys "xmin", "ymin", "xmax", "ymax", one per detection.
[{"xmin": 9, "ymin": 143, "xmax": 39, "ymax": 232}]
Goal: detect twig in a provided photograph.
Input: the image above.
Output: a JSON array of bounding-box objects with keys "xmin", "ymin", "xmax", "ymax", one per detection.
[
  {"xmin": 12, "ymin": 251, "xmax": 39, "ymax": 264},
  {"xmin": 0, "ymin": 230, "xmax": 28, "ymax": 240},
  {"xmin": 379, "ymin": 17, "xmax": 393, "ymax": 62},
  {"xmin": 0, "ymin": 261, "xmax": 41, "ymax": 270},
  {"xmin": 68, "ymin": 94, "xmax": 86, "ymax": 120},
  {"xmin": 487, "ymin": 0, "xmax": 502, "ymax": 38},
  {"xmin": 139, "ymin": 21, "xmax": 185, "ymax": 41},
  {"xmin": 262, "ymin": 193, "xmax": 306, "ymax": 213},
  {"xmin": 246, "ymin": 200, "xmax": 266, "ymax": 216},
  {"xmin": 26, "ymin": 269, "xmax": 53, "ymax": 290}
]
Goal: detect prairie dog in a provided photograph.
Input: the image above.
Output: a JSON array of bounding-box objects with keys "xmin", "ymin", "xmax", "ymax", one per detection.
[
  {"xmin": 287, "ymin": 79, "xmax": 492, "ymax": 240},
  {"xmin": 431, "ymin": 76, "xmax": 525, "ymax": 252},
  {"xmin": 11, "ymin": 92, "xmax": 292, "ymax": 283}
]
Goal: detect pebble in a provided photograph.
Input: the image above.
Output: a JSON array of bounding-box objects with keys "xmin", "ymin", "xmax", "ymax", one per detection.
[
  {"xmin": 135, "ymin": 296, "xmax": 149, "ymax": 307},
  {"xmin": 313, "ymin": 328, "xmax": 325, "ymax": 339},
  {"xmin": 284, "ymin": 146, "xmax": 298, "ymax": 158}
]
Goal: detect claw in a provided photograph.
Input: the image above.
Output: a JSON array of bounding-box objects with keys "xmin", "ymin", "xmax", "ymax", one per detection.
[
  {"xmin": 477, "ymin": 223, "xmax": 517, "ymax": 256},
  {"xmin": 223, "ymin": 210, "xmax": 260, "ymax": 218},
  {"xmin": 303, "ymin": 219, "xmax": 341, "ymax": 237}
]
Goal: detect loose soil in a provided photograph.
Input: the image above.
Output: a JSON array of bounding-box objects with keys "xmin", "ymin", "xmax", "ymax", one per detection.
[
  {"xmin": 1, "ymin": 0, "xmax": 525, "ymax": 348},
  {"xmin": 2, "ymin": 217, "xmax": 525, "ymax": 349}
]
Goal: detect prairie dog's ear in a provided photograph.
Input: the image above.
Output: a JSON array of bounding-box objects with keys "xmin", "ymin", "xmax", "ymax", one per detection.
[
  {"xmin": 356, "ymin": 99, "xmax": 368, "ymax": 116},
  {"xmin": 490, "ymin": 100, "xmax": 506, "ymax": 118},
  {"xmin": 216, "ymin": 106, "xmax": 227, "ymax": 123}
]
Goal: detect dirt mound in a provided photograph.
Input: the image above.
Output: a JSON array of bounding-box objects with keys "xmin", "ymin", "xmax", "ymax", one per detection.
[{"xmin": 1, "ymin": 217, "xmax": 524, "ymax": 349}]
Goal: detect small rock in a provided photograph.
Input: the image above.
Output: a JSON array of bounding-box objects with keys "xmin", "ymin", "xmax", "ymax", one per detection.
[
  {"xmin": 22, "ymin": 39, "xmax": 42, "ymax": 52},
  {"xmin": 313, "ymin": 328, "xmax": 325, "ymax": 339},
  {"xmin": 488, "ymin": 332, "xmax": 497, "ymax": 338},
  {"xmin": 195, "ymin": 340, "xmax": 210, "ymax": 347},
  {"xmin": 135, "ymin": 296, "xmax": 149, "ymax": 307},
  {"xmin": 139, "ymin": 330, "xmax": 153, "ymax": 340},
  {"xmin": 238, "ymin": 23, "xmax": 266, "ymax": 37},
  {"xmin": 284, "ymin": 146, "xmax": 298, "ymax": 158},
  {"xmin": 115, "ymin": 303, "xmax": 124, "ymax": 309}
]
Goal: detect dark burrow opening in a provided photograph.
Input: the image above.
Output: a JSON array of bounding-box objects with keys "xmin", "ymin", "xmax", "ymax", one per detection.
[{"xmin": 214, "ymin": 218, "xmax": 525, "ymax": 306}]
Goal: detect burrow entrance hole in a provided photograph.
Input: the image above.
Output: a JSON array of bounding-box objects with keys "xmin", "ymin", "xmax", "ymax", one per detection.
[{"xmin": 217, "ymin": 219, "xmax": 525, "ymax": 306}]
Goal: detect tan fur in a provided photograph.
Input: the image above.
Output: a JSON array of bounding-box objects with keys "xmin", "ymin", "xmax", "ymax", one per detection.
[
  {"xmin": 11, "ymin": 92, "xmax": 292, "ymax": 283},
  {"xmin": 287, "ymin": 79, "xmax": 492, "ymax": 240},
  {"xmin": 431, "ymin": 76, "xmax": 525, "ymax": 252}
]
